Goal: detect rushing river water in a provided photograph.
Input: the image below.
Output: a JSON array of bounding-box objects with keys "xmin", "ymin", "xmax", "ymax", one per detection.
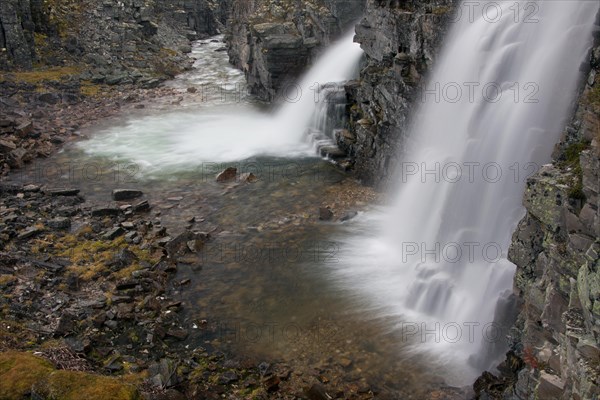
[{"xmin": 5, "ymin": 36, "xmax": 452, "ymax": 397}]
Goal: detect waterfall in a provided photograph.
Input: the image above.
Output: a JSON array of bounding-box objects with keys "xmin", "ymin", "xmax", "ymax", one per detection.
[
  {"xmin": 333, "ymin": 0, "xmax": 599, "ymax": 384},
  {"xmin": 78, "ymin": 33, "xmax": 363, "ymax": 170},
  {"xmin": 273, "ymin": 32, "xmax": 363, "ymax": 143},
  {"xmin": 306, "ymin": 83, "xmax": 351, "ymax": 157}
]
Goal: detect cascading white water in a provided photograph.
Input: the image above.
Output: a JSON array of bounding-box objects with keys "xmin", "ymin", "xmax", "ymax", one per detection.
[
  {"xmin": 306, "ymin": 83, "xmax": 351, "ymax": 154},
  {"xmin": 333, "ymin": 0, "xmax": 598, "ymax": 384},
  {"xmin": 274, "ymin": 35, "xmax": 363, "ymax": 142},
  {"xmin": 79, "ymin": 32, "xmax": 363, "ymax": 173}
]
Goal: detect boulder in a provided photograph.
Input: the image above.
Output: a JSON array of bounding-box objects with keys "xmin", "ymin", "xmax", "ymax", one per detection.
[
  {"xmin": 319, "ymin": 207, "xmax": 333, "ymax": 221},
  {"xmin": 216, "ymin": 167, "xmax": 237, "ymax": 183},
  {"xmin": 112, "ymin": 189, "xmax": 143, "ymax": 201}
]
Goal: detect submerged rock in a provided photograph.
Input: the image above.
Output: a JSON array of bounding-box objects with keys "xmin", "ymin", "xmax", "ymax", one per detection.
[
  {"xmin": 216, "ymin": 167, "xmax": 237, "ymax": 183},
  {"xmin": 112, "ymin": 189, "xmax": 143, "ymax": 201},
  {"xmin": 319, "ymin": 207, "xmax": 333, "ymax": 221}
]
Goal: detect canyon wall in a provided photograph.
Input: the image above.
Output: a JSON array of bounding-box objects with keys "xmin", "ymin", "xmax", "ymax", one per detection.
[
  {"xmin": 338, "ymin": 0, "xmax": 457, "ymax": 187},
  {"xmin": 226, "ymin": 0, "xmax": 365, "ymax": 101},
  {"xmin": 0, "ymin": 0, "xmax": 229, "ymax": 83}
]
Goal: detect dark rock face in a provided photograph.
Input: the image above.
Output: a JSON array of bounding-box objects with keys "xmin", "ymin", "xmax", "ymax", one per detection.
[
  {"xmin": 0, "ymin": 0, "xmax": 231, "ymax": 74},
  {"xmin": 0, "ymin": 0, "xmax": 37, "ymax": 69},
  {"xmin": 339, "ymin": 0, "xmax": 457, "ymax": 187},
  {"xmin": 226, "ymin": 0, "xmax": 366, "ymax": 101},
  {"xmin": 475, "ymin": 39, "xmax": 600, "ymax": 400}
]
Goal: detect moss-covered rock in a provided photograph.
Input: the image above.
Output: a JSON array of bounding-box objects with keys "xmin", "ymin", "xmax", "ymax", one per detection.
[{"xmin": 0, "ymin": 351, "xmax": 141, "ymax": 400}]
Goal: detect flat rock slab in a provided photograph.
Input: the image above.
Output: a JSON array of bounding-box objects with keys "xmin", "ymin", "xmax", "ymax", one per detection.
[
  {"xmin": 47, "ymin": 188, "xmax": 81, "ymax": 196},
  {"xmin": 112, "ymin": 189, "xmax": 143, "ymax": 201}
]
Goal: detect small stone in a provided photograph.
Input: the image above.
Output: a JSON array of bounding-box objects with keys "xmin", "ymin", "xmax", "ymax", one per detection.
[
  {"xmin": 0, "ymin": 139, "xmax": 16, "ymax": 152},
  {"xmin": 319, "ymin": 207, "xmax": 333, "ymax": 221},
  {"xmin": 157, "ymin": 237, "xmax": 172, "ymax": 246},
  {"xmin": 262, "ymin": 375, "xmax": 280, "ymax": 392},
  {"xmin": 112, "ymin": 189, "xmax": 143, "ymax": 201},
  {"xmin": 18, "ymin": 226, "xmax": 43, "ymax": 240},
  {"xmin": 240, "ymin": 172, "xmax": 258, "ymax": 183},
  {"xmin": 125, "ymin": 231, "xmax": 138, "ymax": 242},
  {"xmin": 91, "ymin": 207, "xmax": 119, "ymax": 217},
  {"xmin": 23, "ymin": 184, "xmax": 40, "ymax": 192},
  {"xmin": 258, "ymin": 362, "xmax": 271, "ymax": 376},
  {"xmin": 216, "ymin": 167, "xmax": 237, "ymax": 183},
  {"xmin": 38, "ymin": 93, "xmax": 60, "ymax": 104},
  {"xmin": 187, "ymin": 87, "xmax": 197, "ymax": 93},
  {"xmin": 15, "ymin": 120, "xmax": 33, "ymax": 136},
  {"xmin": 319, "ymin": 146, "xmax": 346, "ymax": 159},
  {"xmin": 47, "ymin": 217, "xmax": 71, "ymax": 230},
  {"xmin": 338, "ymin": 357, "xmax": 352, "ymax": 368},
  {"xmin": 340, "ymin": 211, "xmax": 358, "ymax": 222},
  {"xmin": 166, "ymin": 301, "xmax": 182, "ymax": 309},
  {"xmin": 103, "ymin": 226, "xmax": 125, "ymax": 240},
  {"xmin": 133, "ymin": 200, "xmax": 150, "ymax": 212},
  {"xmin": 116, "ymin": 280, "xmax": 137, "ymax": 290},
  {"xmin": 47, "ymin": 188, "xmax": 80, "ymax": 196},
  {"xmin": 105, "ymin": 320, "xmax": 119, "ymax": 330},
  {"xmin": 538, "ymin": 372, "xmax": 565, "ymax": 399},
  {"xmin": 306, "ymin": 383, "xmax": 330, "ymax": 400},
  {"xmin": 54, "ymin": 313, "xmax": 75, "ymax": 336},
  {"xmin": 219, "ymin": 371, "xmax": 239, "ymax": 384},
  {"xmin": 166, "ymin": 328, "xmax": 188, "ymax": 340}
]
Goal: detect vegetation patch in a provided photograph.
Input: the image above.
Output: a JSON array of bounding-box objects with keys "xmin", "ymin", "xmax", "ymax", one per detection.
[
  {"xmin": 557, "ymin": 139, "xmax": 590, "ymax": 200},
  {"xmin": 0, "ymin": 66, "xmax": 81, "ymax": 84},
  {"xmin": 0, "ymin": 351, "xmax": 141, "ymax": 400},
  {"xmin": 31, "ymin": 230, "xmax": 159, "ymax": 282},
  {"xmin": 0, "ymin": 351, "xmax": 54, "ymax": 399}
]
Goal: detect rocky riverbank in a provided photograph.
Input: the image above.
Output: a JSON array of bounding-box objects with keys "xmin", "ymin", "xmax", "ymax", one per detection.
[
  {"xmin": 0, "ymin": 178, "xmax": 282, "ymax": 399},
  {"xmin": 0, "ymin": 81, "xmax": 209, "ymax": 177},
  {"xmin": 0, "ymin": 175, "xmax": 402, "ymax": 399},
  {"xmin": 0, "ymin": 0, "xmax": 241, "ymax": 177}
]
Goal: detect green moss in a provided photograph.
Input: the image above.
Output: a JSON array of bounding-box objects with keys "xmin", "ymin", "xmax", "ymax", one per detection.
[
  {"xmin": 557, "ymin": 140, "xmax": 590, "ymax": 200},
  {"xmin": 0, "ymin": 275, "xmax": 16, "ymax": 287},
  {"xmin": 0, "ymin": 352, "xmax": 141, "ymax": 400},
  {"xmin": 44, "ymin": 370, "xmax": 141, "ymax": 400},
  {"xmin": 432, "ymin": 5, "xmax": 453, "ymax": 15},
  {"xmin": 0, "ymin": 321, "xmax": 39, "ymax": 352},
  {"xmin": 32, "ymin": 232, "xmax": 159, "ymax": 282},
  {"xmin": 0, "ymin": 66, "xmax": 82, "ymax": 85},
  {"xmin": 0, "ymin": 351, "xmax": 55, "ymax": 399},
  {"xmin": 80, "ymin": 81, "xmax": 103, "ymax": 97},
  {"xmin": 588, "ymin": 79, "xmax": 600, "ymax": 107}
]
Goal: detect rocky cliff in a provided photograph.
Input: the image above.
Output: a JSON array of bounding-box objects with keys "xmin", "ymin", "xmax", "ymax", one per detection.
[
  {"xmin": 0, "ymin": 0, "xmax": 230, "ymax": 82},
  {"xmin": 226, "ymin": 0, "xmax": 365, "ymax": 101},
  {"xmin": 338, "ymin": 0, "xmax": 457, "ymax": 187},
  {"xmin": 0, "ymin": 0, "xmax": 43, "ymax": 70},
  {"xmin": 475, "ymin": 23, "xmax": 600, "ymax": 400}
]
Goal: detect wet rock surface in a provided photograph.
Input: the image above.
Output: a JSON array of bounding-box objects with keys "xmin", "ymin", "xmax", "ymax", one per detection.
[
  {"xmin": 226, "ymin": 0, "xmax": 366, "ymax": 101},
  {"xmin": 340, "ymin": 0, "xmax": 458, "ymax": 187},
  {"xmin": 475, "ymin": 42, "xmax": 600, "ymax": 400}
]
